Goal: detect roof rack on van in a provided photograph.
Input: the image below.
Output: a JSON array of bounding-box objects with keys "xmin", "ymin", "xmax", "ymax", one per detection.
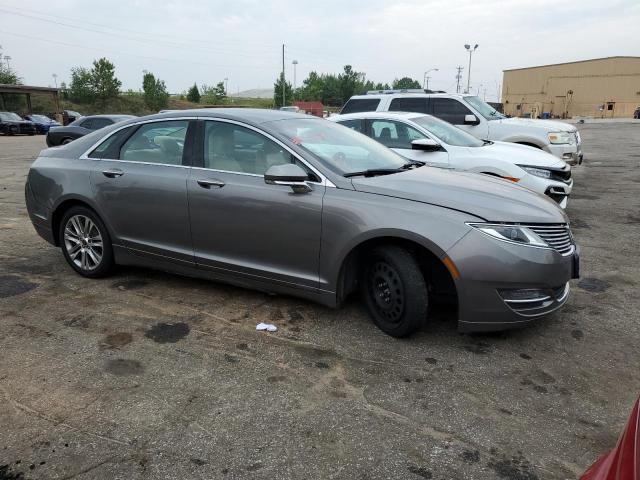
[{"xmin": 365, "ymin": 89, "xmax": 446, "ymax": 95}]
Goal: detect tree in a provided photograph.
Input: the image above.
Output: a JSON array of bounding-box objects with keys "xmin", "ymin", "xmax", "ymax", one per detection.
[
  {"xmin": 273, "ymin": 73, "xmax": 293, "ymax": 108},
  {"xmin": 338, "ymin": 65, "xmax": 365, "ymax": 104},
  {"xmin": 0, "ymin": 63, "xmax": 21, "ymax": 84},
  {"xmin": 91, "ymin": 58, "xmax": 121, "ymax": 102},
  {"xmin": 142, "ymin": 71, "xmax": 169, "ymax": 111},
  {"xmin": 392, "ymin": 77, "xmax": 422, "ymax": 89},
  {"xmin": 200, "ymin": 81, "xmax": 227, "ymax": 104},
  {"xmin": 187, "ymin": 83, "xmax": 201, "ymax": 103},
  {"xmin": 68, "ymin": 67, "xmax": 95, "ymax": 103}
]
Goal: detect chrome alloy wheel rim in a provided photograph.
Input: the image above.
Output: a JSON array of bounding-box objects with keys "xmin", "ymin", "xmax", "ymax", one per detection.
[{"xmin": 64, "ymin": 215, "xmax": 103, "ymax": 271}]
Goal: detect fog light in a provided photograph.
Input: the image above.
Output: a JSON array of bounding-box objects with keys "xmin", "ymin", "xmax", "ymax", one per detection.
[{"xmin": 498, "ymin": 288, "xmax": 550, "ymax": 303}]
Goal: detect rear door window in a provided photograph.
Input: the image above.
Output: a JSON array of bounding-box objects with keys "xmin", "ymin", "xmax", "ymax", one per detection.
[
  {"xmin": 430, "ymin": 98, "xmax": 474, "ymax": 125},
  {"xmin": 119, "ymin": 120, "xmax": 189, "ymax": 165},
  {"xmin": 90, "ymin": 118, "xmax": 114, "ymax": 130},
  {"xmin": 370, "ymin": 119, "xmax": 427, "ymax": 149},
  {"xmin": 340, "ymin": 98, "xmax": 380, "ymax": 114},
  {"xmin": 337, "ymin": 119, "xmax": 365, "ymax": 133},
  {"xmin": 389, "ymin": 97, "xmax": 428, "ymax": 113}
]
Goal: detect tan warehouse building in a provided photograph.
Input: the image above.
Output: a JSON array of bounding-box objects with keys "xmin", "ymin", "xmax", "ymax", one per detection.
[{"xmin": 502, "ymin": 56, "xmax": 640, "ymax": 119}]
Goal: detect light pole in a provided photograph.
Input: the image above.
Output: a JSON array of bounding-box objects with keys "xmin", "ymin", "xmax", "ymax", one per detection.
[
  {"xmin": 4, "ymin": 55, "xmax": 12, "ymax": 69},
  {"xmin": 423, "ymin": 68, "xmax": 438, "ymax": 90},
  {"xmin": 292, "ymin": 59, "xmax": 298, "ymax": 91},
  {"xmin": 52, "ymin": 73, "xmax": 58, "ymax": 88},
  {"xmin": 464, "ymin": 44, "xmax": 478, "ymax": 94},
  {"xmin": 224, "ymin": 77, "xmax": 228, "ymax": 95}
]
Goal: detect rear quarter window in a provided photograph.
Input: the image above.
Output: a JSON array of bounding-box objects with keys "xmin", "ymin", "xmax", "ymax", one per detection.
[
  {"xmin": 340, "ymin": 98, "xmax": 380, "ymax": 114},
  {"xmin": 389, "ymin": 97, "xmax": 428, "ymax": 113}
]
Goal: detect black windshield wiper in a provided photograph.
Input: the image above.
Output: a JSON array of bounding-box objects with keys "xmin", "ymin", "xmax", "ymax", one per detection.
[
  {"xmin": 344, "ymin": 168, "xmax": 405, "ymax": 178},
  {"xmin": 402, "ymin": 160, "xmax": 425, "ymax": 168}
]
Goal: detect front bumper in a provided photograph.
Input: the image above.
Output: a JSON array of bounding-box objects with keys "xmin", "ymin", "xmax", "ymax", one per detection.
[
  {"xmin": 544, "ymin": 137, "xmax": 583, "ymax": 165},
  {"xmin": 519, "ymin": 175, "xmax": 573, "ymax": 209},
  {"xmin": 447, "ymin": 229, "xmax": 578, "ymax": 332}
]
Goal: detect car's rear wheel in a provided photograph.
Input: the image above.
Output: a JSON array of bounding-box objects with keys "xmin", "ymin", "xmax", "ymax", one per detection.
[
  {"xmin": 59, "ymin": 206, "xmax": 114, "ymax": 278},
  {"xmin": 361, "ymin": 246, "xmax": 428, "ymax": 337},
  {"xmin": 61, "ymin": 137, "xmax": 73, "ymax": 145}
]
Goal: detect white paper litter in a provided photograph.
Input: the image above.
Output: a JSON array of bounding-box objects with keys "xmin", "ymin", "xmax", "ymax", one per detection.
[{"xmin": 256, "ymin": 322, "xmax": 278, "ymax": 332}]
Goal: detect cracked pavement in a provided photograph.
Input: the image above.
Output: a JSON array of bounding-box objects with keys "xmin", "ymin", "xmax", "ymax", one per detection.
[{"xmin": 1, "ymin": 123, "xmax": 639, "ymax": 479}]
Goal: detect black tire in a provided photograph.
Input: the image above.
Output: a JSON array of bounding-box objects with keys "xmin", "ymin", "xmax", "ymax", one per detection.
[
  {"xmin": 61, "ymin": 137, "xmax": 73, "ymax": 145},
  {"xmin": 361, "ymin": 246, "xmax": 428, "ymax": 337},
  {"xmin": 59, "ymin": 206, "xmax": 114, "ymax": 278},
  {"xmin": 8, "ymin": 125, "xmax": 18, "ymax": 136}
]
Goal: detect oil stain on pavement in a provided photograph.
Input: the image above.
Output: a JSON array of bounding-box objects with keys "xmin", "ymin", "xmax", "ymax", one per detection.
[
  {"xmin": 0, "ymin": 275, "xmax": 37, "ymax": 298},
  {"xmin": 144, "ymin": 322, "xmax": 190, "ymax": 343},
  {"xmin": 577, "ymin": 278, "xmax": 611, "ymax": 292},
  {"xmin": 105, "ymin": 359, "xmax": 144, "ymax": 376}
]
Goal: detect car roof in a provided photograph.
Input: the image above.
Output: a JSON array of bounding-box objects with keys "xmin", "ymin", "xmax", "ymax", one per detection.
[
  {"xmin": 332, "ymin": 111, "xmax": 429, "ymax": 121},
  {"xmin": 348, "ymin": 93, "xmax": 472, "ymax": 100},
  {"xmin": 80, "ymin": 114, "xmax": 137, "ymax": 120},
  {"xmin": 122, "ymin": 108, "xmax": 320, "ymax": 125}
]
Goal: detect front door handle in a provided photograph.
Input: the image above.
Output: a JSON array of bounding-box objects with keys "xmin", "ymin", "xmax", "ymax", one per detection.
[
  {"xmin": 102, "ymin": 168, "xmax": 124, "ymax": 178},
  {"xmin": 197, "ymin": 178, "xmax": 225, "ymax": 189}
]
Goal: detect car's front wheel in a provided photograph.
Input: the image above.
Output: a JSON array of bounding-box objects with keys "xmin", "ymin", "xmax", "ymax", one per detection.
[
  {"xmin": 361, "ymin": 246, "xmax": 428, "ymax": 337},
  {"xmin": 59, "ymin": 206, "xmax": 114, "ymax": 278},
  {"xmin": 61, "ymin": 137, "xmax": 73, "ymax": 145}
]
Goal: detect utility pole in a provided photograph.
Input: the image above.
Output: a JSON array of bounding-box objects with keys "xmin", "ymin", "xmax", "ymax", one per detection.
[
  {"xmin": 4, "ymin": 55, "xmax": 11, "ymax": 69},
  {"xmin": 282, "ymin": 44, "xmax": 286, "ymax": 107},
  {"xmin": 464, "ymin": 44, "xmax": 478, "ymax": 94},
  {"xmin": 455, "ymin": 66, "xmax": 464, "ymax": 93},
  {"xmin": 224, "ymin": 77, "xmax": 228, "ymax": 96},
  {"xmin": 52, "ymin": 73, "xmax": 58, "ymax": 88}
]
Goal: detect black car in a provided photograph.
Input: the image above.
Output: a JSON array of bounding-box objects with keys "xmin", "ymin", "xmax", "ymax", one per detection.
[
  {"xmin": 46, "ymin": 115, "xmax": 136, "ymax": 146},
  {"xmin": 0, "ymin": 111, "xmax": 36, "ymax": 135},
  {"xmin": 634, "ymin": 106, "xmax": 640, "ymax": 119}
]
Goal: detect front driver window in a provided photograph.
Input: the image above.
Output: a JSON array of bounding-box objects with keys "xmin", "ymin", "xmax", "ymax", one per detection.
[
  {"xmin": 119, "ymin": 120, "xmax": 188, "ymax": 165},
  {"xmin": 370, "ymin": 120, "xmax": 426, "ymax": 149},
  {"xmin": 204, "ymin": 121, "xmax": 304, "ymax": 176}
]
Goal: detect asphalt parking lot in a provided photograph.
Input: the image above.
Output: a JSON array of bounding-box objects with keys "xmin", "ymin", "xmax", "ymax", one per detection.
[{"xmin": 1, "ymin": 123, "xmax": 639, "ymax": 480}]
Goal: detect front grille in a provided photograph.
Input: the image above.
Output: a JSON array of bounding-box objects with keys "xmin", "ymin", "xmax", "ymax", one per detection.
[
  {"xmin": 526, "ymin": 224, "xmax": 574, "ymax": 255},
  {"xmin": 550, "ymin": 168, "xmax": 571, "ymax": 182}
]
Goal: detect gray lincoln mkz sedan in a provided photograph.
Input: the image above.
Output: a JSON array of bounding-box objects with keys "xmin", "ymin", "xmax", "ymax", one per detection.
[{"xmin": 25, "ymin": 109, "xmax": 579, "ymax": 337}]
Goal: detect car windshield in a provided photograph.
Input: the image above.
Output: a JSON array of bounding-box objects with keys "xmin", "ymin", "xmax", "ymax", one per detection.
[
  {"xmin": 0, "ymin": 112, "xmax": 23, "ymax": 121},
  {"xmin": 412, "ymin": 115, "xmax": 485, "ymax": 147},
  {"xmin": 30, "ymin": 115, "xmax": 49, "ymax": 122},
  {"xmin": 464, "ymin": 96, "xmax": 506, "ymax": 120},
  {"xmin": 266, "ymin": 118, "xmax": 411, "ymax": 176}
]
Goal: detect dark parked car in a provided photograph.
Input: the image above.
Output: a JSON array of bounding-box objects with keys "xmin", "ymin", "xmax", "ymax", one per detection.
[
  {"xmin": 46, "ymin": 115, "xmax": 136, "ymax": 147},
  {"xmin": 63, "ymin": 109, "xmax": 82, "ymax": 125},
  {"xmin": 24, "ymin": 114, "xmax": 62, "ymax": 134},
  {"xmin": 0, "ymin": 111, "xmax": 36, "ymax": 135},
  {"xmin": 634, "ymin": 106, "xmax": 640, "ymax": 119},
  {"xmin": 26, "ymin": 109, "xmax": 579, "ymax": 337}
]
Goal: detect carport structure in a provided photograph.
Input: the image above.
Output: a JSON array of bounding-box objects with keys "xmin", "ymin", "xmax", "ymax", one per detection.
[{"xmin": 0, "ymin": 83, "xmax": 62, "ymax": 120}]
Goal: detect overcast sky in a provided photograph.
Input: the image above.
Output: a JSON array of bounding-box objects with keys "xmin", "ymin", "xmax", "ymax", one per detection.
[{"xmin": 1, "ymin": 0, "xmax": 638, "ymax": 101}]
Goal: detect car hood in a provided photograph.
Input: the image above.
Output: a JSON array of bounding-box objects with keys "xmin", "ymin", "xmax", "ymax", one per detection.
[
  {"xmin": 350, "ymin": 166, "xmax": 568, "ymax": 223},
  {"xmin": 480, "ymin": 141, "xmax": 567, "ymax": 168},
  {"xmin": 494, "ymin": 117, "xmax": 576, "ymax": 133}
]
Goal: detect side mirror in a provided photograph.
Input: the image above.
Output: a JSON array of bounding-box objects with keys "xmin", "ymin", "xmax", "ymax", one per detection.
[
  {"xmin": 411, "ymin": 138, "xmax": 441, "ymax": 151},
  {"xmin": 264, "ymin": 163, "xmax": 311, "ymax": 193},
  {"xmin": 464, "ymin": 114, "xmax": 480, "ymax": 125}
]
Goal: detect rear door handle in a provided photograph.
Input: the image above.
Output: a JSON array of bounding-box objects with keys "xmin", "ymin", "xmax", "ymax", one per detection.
[
  {"xmin": 102, "ymin": 168, "xmax": 124, "ymax": 178},
  {"xmin": 197, "ymin": 178, "xmax": 225, "ymax": 189}
]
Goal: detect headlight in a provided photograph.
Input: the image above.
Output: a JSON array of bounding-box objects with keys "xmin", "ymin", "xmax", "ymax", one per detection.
[
  {"xmin": 517, "ymin": 165, "xmax": 552, "ymax": 179},
  {"xmin": 548, "ymin": 131, "xmax": 572, "ymax": 144},
  {"xmin": 467, "ymin": 223, "xmax": 549, "ymax": 248}
]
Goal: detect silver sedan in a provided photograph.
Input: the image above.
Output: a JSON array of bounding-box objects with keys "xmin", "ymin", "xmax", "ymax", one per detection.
[{"xmin": 25, "ymin": 109, "xmax": 580, "ymax": 337}]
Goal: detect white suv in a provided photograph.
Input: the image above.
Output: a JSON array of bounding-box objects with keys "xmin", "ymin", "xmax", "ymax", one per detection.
[{"xmin": 341, "ymin": 91, "xmax": 583, "ymax": 165}]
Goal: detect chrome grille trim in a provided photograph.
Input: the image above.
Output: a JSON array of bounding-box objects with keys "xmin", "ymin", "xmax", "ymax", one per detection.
[{"xmin": 522, "ymin": 224, "xmax": 575, "ymax": 256}]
